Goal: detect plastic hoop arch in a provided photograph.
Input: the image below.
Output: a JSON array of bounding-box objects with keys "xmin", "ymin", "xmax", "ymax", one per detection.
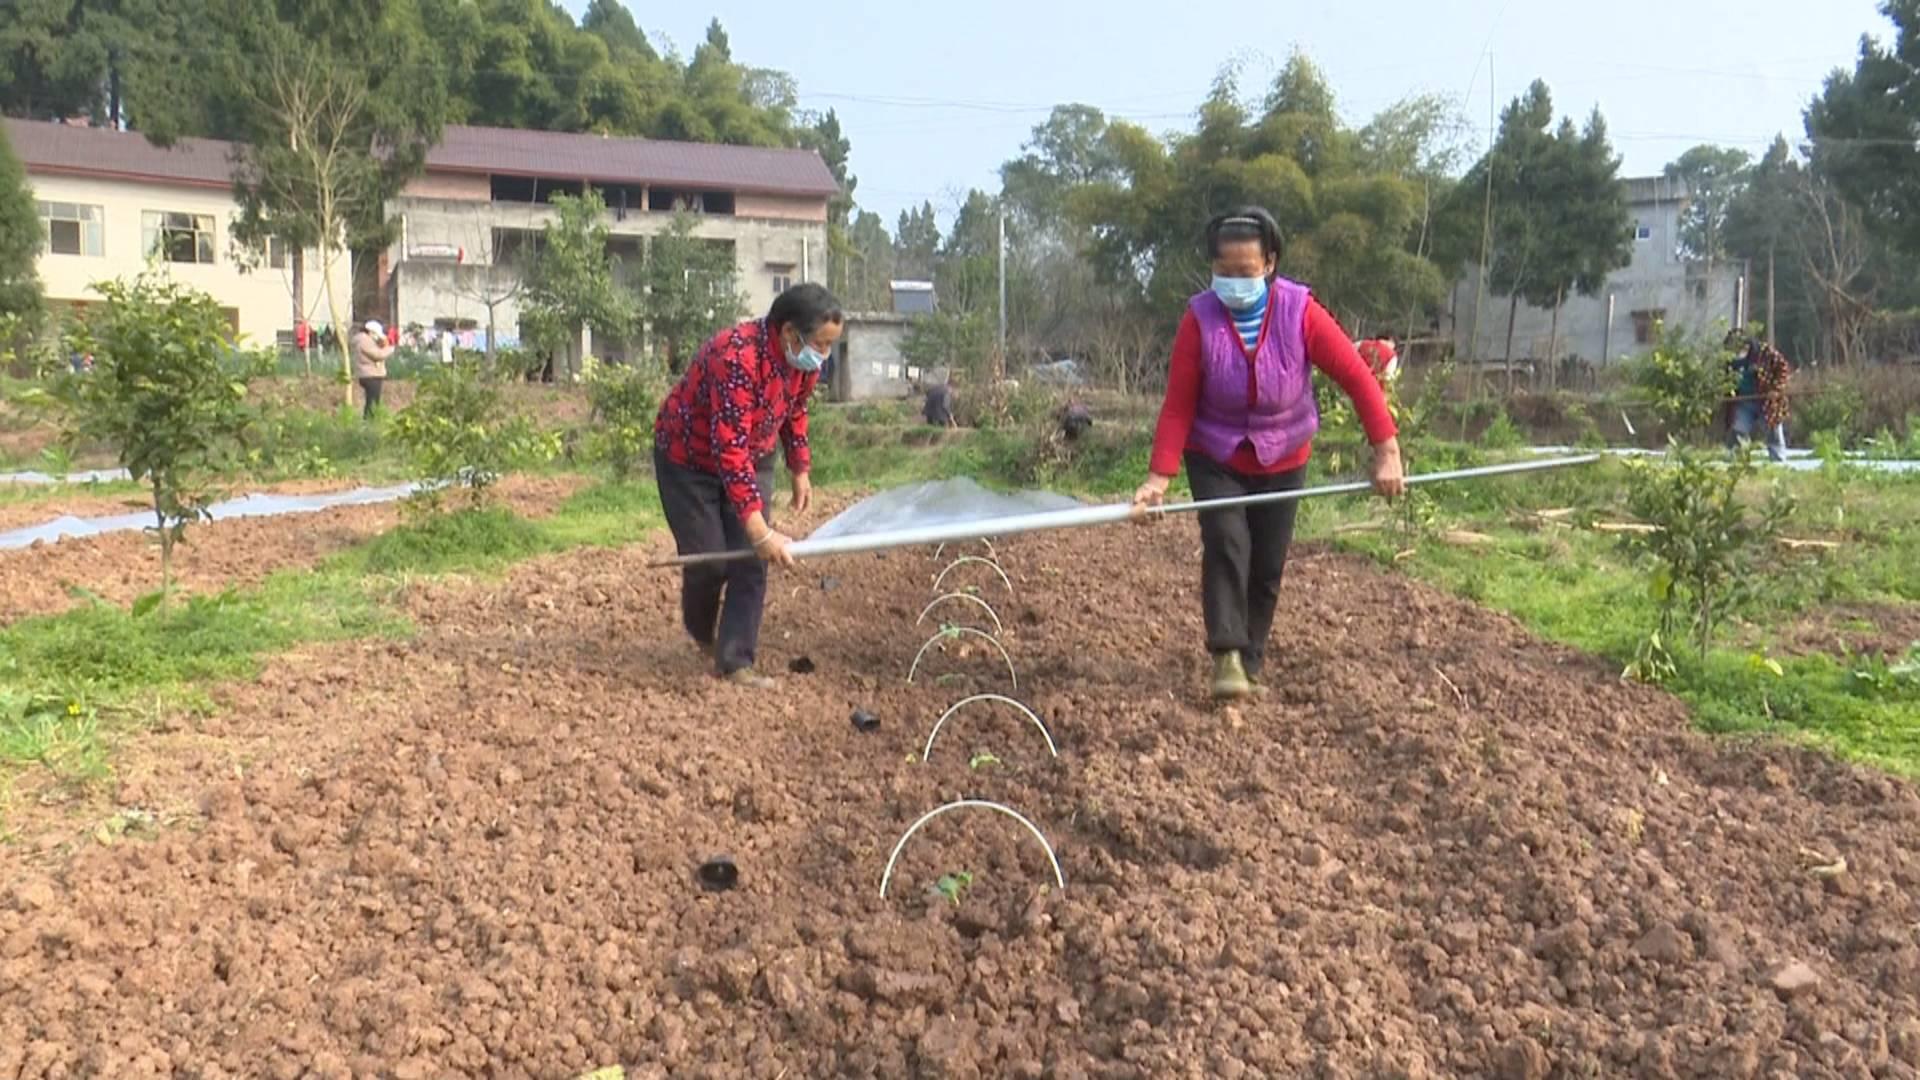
[
  {"xmin": 922, "ymin": 695, "xmax": 1057, "ymax": 762},
  {"xmin": 879, "ymin": 799, "xmax": 1066, "ymax": 899},
  {"xmin": 908, "ymin": 627, "xmax": 1018, "ymax": 690},
  {"xmin": 933, "ymin": 556, "xmax": 1013, "ymax": 597},
  {"xmin": 916, "ymin": 593, "xmax": 1006, "ymax": 636},
  {"xmin": 934, "ymin": 538, "xmax": 997, "ymax": 562}
]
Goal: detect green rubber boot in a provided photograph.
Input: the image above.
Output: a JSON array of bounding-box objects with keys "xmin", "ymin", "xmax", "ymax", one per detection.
[{"xmin": 1211, "ymin": 651, "xmax": 1253, "ymax": 702}]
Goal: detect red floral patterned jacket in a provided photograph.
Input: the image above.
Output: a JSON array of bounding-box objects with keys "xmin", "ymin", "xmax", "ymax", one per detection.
[{"xmin": 653, "ymin": 319, "xmax": 817, "ymax": 521}]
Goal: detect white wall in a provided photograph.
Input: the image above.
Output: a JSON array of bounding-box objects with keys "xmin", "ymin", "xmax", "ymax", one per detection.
[
  {"xmin": 1450, "ymin": 194, "xmax": 1745, "ymax": 365},
  {"xmin": 26, "ymin": 172, "xmax": 352, "ymax": 348},
  {"xmin": 389, "ymin": 196, "xmax": 828, "ymax": 354}
]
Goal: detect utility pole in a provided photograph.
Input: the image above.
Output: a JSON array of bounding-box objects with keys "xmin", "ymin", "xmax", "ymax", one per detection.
[
  {"xmin": 1471, "ymin": 52, "xmax": 1496, "ymax": 380},
  {"xmin": 996, "ymin": 201, "xmax": 1008, "ymax": 382}
]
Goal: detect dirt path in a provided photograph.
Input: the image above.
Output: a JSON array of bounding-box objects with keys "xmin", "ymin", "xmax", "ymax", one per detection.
[
  {"xmin": 0, "ymin": 474, "xmax": 586, "ymax": 623},
  {"xmin": 2, "ymin": 523, "xmax": 1915, "ymax": 1078}
]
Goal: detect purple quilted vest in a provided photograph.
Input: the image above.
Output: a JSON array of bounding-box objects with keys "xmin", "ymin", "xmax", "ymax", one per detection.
[{"xmin": 1187, "ymin": 277, "xmax": 1319, "ymax": 468}]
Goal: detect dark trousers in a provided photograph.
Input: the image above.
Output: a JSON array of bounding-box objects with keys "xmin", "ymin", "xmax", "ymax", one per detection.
[
  {"xmin": 359, "ymin": 377, "xmax": 384, "ymax": 419},
  {"xmin": 655, "ymin": 448, "xmax": 776, "ymax": 675},
  {"xmin": 1188, "ymin": 451, "xmax": 1306, "ymax": 677}
]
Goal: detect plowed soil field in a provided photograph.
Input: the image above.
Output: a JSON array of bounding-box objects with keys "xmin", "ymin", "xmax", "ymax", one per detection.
[{"xmin": 3, "ymin": 519, "xmax": 1916, "ymax": 1078}]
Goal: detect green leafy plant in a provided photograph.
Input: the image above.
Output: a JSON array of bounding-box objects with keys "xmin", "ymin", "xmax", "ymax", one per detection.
[
  {"xmin": 1848, "ymin": 644, "xmax": 1920, "ymax": 700},
  {"xmin": 583, "ymin": 360, "xmax": 670, "ymax": 478},
  {"xmin": 968, "ymin": 751, "xmax": 1001, "ymax": 771},
  {"xmin": 1622, "ymin": 442, "xmax": 1792, "ymax": 655},
  {"xmin": 54, "ymin": 272, "xmax": 254, "ymax": 597},
  {"xmin": 1622, "ymin": 630, "xmax": 1679, "ymax": 685},
  {"xmin": 933, "ymin": 871, "xmax": 974, "ymax": 905},
  {"xmin": 1481, "ymin": 410, "xmax": 1525, "ymax": 450},
  {"xmin": 392, "ymin": 358, "xmax": 556, "ymax": 511},
  {"xmin": 1628, "ymin": 331, "xmax": 1736, "ymax": 443},
  {"xmin": 1797, "ymin": 381, "xmax": 1864, "ymax": 445}
]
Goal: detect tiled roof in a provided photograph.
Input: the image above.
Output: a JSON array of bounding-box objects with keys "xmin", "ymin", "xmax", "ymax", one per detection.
[
  {"xmin": 424, "ymin": 125, "xmax": 838, "ymax": 197},
  {"xmin": 4, "ymin": 117, "xmax": 233, "ymax": 188},
  {"xmin": 4, "ymin": 118, "xmax": 839, "ymax": 200}
]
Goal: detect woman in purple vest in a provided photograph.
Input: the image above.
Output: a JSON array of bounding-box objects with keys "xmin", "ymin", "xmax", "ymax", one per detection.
[{"xmin": 1133, "ymin": 208, "xmax": 1405, "ymax": 701}]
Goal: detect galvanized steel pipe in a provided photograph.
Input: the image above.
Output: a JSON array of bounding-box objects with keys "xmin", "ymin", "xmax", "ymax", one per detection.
[{"xmin": 649, "ymin": 454, "xmax": 1602, "ymax": 569}]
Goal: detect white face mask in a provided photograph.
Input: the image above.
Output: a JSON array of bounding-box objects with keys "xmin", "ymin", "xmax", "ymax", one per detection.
[{"xmin": 784, "ymin": 332, "xmax": 827, "ymax": 372}]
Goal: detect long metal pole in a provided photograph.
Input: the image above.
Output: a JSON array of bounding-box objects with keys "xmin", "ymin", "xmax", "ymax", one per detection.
[{"xmin": 649, "ymin": 455, "xmax": 1602, "ymax": 569}]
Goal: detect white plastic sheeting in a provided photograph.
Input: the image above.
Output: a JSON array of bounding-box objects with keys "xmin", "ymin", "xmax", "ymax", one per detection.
[
  {"xmin": 809, "ymin": 477, "xmax": 1082, "ymax": 541},
  {"xmin": 0, "ymin": 468, "xmax": 133, "ymax": 486},
  {"xmin": 0, "ymin": 483, "xmax": 421, "ymax": 550},
  {"xmin": 1526, "ymin": 446, "xmax": 1920, "ymax": 475}
]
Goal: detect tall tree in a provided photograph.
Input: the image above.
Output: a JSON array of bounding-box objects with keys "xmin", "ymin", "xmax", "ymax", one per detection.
[
  {"xmin": 1805, "ymin": 0, "xmax": 1920, "ymax": 251},
  {"xmin": 0, "ymin": 122, "xmax": 45, "ymax": 350},
  {"xmin": 1441, "ymin": 82, "xmax": 1631, "ymax": 369},
  {"xmin": 138, "ymin": 0, "xmax": 449, "ymax": 399},
  {"xmin": 581, "ymin": 0, "xmax": 656, "ymax": 62},
  {"xmin": 894, "ymin": 202, "xmax": 940, "ymax": 281},
  {"xmin": 845, "ymin": 210, "xmax": 895, "ymax": 310},
  {"xmin": 520, "ymin": 189, "xmax": 635, "ymax": 380},
  {"xmin": 641, "ymin": 213, "xmax": 745, "ymax": 371},
  {"xmin": 1665, "ymin": 145, "xmax": 1753, "ymax": 276}
]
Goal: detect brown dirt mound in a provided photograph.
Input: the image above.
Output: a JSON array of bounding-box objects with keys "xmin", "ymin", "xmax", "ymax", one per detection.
[
  {"xmin": 0, "ymin": 474, "xmax": 585, "ymax": 623},
  {"xmin": 1783, "ymin": 602, "xmax": 1920, "ymax": 661},
  {"xmin": 2, "ymin": 524, "xmax": 1916, "ymax": 1078}
]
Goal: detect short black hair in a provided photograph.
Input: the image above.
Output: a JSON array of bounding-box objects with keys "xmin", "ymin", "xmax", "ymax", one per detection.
[
  {"xmin": 1205, "ymin": 207, "xmax": 1284, "ymax": 262},
  {"xmin": 768, "ymin": 282, "xmax": 844, "ymax": 339}
]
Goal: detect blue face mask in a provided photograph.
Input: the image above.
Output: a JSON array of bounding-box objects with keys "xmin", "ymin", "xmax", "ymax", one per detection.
[
  {"xmin": 784, "ymin": 335, "xmax": 827, "ymax": 373},
  {"xmin": 1211, "ymin": 275, "xmax": 1268, "ymax": 312}
]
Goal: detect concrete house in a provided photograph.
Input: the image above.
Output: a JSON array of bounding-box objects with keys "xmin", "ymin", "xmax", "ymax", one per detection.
[
  {"xmin": 389, "ymin": 125, "xmax": 836, "ymax": 363},
  {"xmin": 1448, "ymin": 175, "xmax": 1746, "ymax": 368},
  {"xmin": 6, "ymin": 118, "xmax": 353, "ymax": 346},
  {"xmin": 5, "ymin": 119, "xmax": 835, "ymax": 360}
]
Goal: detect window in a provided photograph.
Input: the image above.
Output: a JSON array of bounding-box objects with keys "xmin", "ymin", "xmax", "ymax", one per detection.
[
  {"xmin": 37, "ymin": 202, "xmax": 104, "ymax": 256},
  {"xmin": 1634, "ymin": 222, "xmax": 1653, "ymax": 242},
  {"xmin": 769, "ymin": 265, "xmax": 795, "ymax": 295},
  {"xmin": 142, "ymin": 211, "xmax": 216, "ymax": 264},
  {"xmin": 266, "ymin": 236, "xmax": 291, "ymax": 271},
  {"xmin": 1630, "ymin": 309, "xmax": 1667, "ymax": 345}
]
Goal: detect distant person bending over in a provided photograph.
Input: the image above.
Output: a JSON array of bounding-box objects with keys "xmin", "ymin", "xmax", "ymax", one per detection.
[
  {"xmin": 653, "ymin": 283, "xmax": 844, "ymax": 688},
  {"xmin": 351, "ymin": 320, "xmax": 394, "ymax": 420},
  {"xmin": 1131, "ymin": 207, "xmax": 1405, "ymax": 702},
  {"xmin": 1357, "ymin": 332, "xmax": 1400, "ymax": 391},
  {"xmin": 1727, "ymin": 334, "xmax": 1790, "ymax": 462},
  {"xmin": 923, "ymin": 377, "xmax": 957, "ymax": 428}
]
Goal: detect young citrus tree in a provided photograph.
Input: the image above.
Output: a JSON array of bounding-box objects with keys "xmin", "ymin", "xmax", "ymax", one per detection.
[
  {"xmin": 1628, "ymin": 328, "xmax": 1736, "ymax": 443},
  {"xmin": 1623, "ymin": 442, "xmax": 1790, "ymax": 662},
  {"xmin": 583, "ymin": 360, "xmax": 669, "ymax": 479},
  {"xmin": 61, "ymin": 272, "xmax": 254, "ymax": 599},
  {"xmin": 392, "ymin": 358, "xmax": 556, "ymax": 511}
]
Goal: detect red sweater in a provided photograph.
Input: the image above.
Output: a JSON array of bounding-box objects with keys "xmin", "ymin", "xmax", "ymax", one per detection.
[
  {"xmin": 1149, "ymin": 299, "xmax": 1397, "ymax": 477},
  {"xmin": 654, "ymin": 319, "xmax": 817, "ymax": 521}
]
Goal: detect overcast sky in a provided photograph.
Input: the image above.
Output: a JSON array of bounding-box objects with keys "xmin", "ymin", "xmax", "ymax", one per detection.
[{"xmin": 567, "ymin": 0, "xmax": 1891, "ymax": 231}]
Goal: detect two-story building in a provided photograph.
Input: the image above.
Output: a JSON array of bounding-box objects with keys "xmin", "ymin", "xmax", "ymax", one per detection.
[
  {"xmin": 1448, "ymin": 175, "xmax": 1747, "ymax": 368},
  {"xmin": 389, "ymin": 124, "xmax": 835, "ymax": 361},
  {"xmin": 5, "ymin": 118, "xmax": 836, "ymax": 358},
  {"xmin": 5, "ymin": 117, "xmax": 352, "ymax": 346}
]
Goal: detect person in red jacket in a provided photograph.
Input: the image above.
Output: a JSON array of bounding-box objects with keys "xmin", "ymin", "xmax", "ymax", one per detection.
[
  {"xmin": 1132, "ymin": 207, "xmax": 1405, "ymax": 701},
  {"xmin": 1357, "ymin": 332, "xmax": 1400, "ymax": 389},
  {"xmin": 653, "ymin": 283, "xmax": 843, "ymax": 688}
]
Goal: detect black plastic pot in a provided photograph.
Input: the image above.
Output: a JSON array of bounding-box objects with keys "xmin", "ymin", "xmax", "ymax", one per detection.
[
  {"xmin": 850, "ymin": 708, "xmax": 881, "ymax": 733},
  {"xmin": 696, "ymin": 856, "xmax": 739, "ymax": 892}
]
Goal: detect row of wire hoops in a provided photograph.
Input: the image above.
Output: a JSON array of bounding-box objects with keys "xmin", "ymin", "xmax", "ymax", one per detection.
[{"xmin": 880, "ymin": 539, "xmax": 1066, "ymax": 899}]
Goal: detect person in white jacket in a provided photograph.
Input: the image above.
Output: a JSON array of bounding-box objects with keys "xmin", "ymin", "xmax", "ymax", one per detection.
[{"xmin": 351, "ymin": 320, "xmax": 395, "ymax": 420}]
